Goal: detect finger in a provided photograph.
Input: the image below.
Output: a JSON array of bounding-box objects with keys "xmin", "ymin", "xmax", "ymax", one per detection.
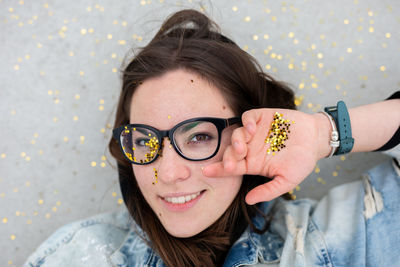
[
  {"xmin": 231, "ymin": 127, "xmax": 251, "ymax": 155},
  {"xmin": 242, "ymin": 109, "xmax": 265, "ymax": 135},
  {"xmin": 245, "ymin": 175, "xmax": 296, "ymax": 204},
  {"xmin": 202, "ymin": 159, "xmax": 248, "ymax": 177},
  {"xmin": 222, "ymin": 146, "xmax": 241, "ymax": 171}
]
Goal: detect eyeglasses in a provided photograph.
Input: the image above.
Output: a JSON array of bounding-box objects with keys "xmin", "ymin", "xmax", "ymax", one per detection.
[{"xmin": 113, "ymin": 117, "xmax": 241, "ymax": 165}]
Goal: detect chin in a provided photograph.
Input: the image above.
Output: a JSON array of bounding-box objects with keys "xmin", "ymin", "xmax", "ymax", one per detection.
[{"xmin": 162, "ymin": 219, "xmax": 209, "ymax": 238}]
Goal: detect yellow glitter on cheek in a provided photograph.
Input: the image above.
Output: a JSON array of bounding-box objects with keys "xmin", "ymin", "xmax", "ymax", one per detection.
[
  {"xmin": 264, "ymin": 112, "xmax": 292, "ymax": 155},
  {"xmin": 152, "ymin": 167, "xmax": 158, "ymax": 185}
]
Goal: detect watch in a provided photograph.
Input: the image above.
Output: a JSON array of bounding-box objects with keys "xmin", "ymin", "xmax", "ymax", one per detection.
[{"xmin": 324, "ymin": 101, "xmax": 354, "ymax": 155}]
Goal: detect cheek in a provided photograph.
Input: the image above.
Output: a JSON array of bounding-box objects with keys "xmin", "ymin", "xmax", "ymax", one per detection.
[{"xmin": 132, "ymin": 166, "xmax": 153, "ymax": 196}]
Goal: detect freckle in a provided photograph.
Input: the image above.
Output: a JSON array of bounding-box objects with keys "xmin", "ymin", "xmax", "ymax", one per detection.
[
  {"xmin": 222, "ymin": 105, "xmax": 226, "ymax": 110},
  {"xmin": 190, "ymin": 79, "xmax": 194, "ymax": 83},
  {"xmin": 159, "ymin": 213, "xmax": 162, "ymax": 217}
]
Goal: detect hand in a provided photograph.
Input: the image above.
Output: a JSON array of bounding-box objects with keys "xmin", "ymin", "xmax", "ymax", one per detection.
[{"xmin": 203, "ymin": 108, "xmax": 323, "ymax": 205}]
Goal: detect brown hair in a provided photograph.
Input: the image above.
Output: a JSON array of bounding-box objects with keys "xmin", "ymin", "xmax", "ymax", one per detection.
[{"xmin": 109, "ymin": 9, "xmax": 295, "ymax": 267}]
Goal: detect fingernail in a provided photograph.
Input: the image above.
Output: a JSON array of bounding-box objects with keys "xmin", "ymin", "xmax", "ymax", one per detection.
[
  {"xmin": 233, "ymin": 141, "xmax": 240, "ymax": 150},
  {"xmin": 245, "ymin": 123, "xmax": 255, "ymax": 134}
]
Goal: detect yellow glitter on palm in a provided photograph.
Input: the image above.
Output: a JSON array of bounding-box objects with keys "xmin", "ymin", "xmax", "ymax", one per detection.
[{"xmin": 265, "ymin": 112, "xmax": 293, "ymax": 155}]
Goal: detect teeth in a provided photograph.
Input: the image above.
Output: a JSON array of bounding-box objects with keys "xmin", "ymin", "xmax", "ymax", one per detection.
[{"xmin": 164, "ymin": 192, "xmax": 201, "ymax": 204}]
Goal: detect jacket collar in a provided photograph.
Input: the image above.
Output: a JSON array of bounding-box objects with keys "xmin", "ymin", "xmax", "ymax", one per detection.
[
  {"xmin": 223, "ymin": 200, "xmax": 283, "ymax": 266},
  {"xmin": 111, "ymin": 200, "xmax": 282, "ymax": 267}
]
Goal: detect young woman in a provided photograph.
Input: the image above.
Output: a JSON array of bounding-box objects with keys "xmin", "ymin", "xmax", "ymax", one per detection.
[{"xmin": 24, "ymin": 9, "xmax": 400, "ymax": 267}]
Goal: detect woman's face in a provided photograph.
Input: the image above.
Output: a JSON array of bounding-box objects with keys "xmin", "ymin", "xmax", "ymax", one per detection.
[{"xmin": 129, "ymin": 69, "xmax": 242, "ymax": 238}]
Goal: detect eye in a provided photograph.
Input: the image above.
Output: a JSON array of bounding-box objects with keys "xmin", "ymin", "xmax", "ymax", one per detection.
[
  {"xmin": 135, "ymin": 138, "xmax": 149, "ymax": 147},
  {"xmin": 188, "ymin": 133, "xmax": 212, "ymax": 143}
]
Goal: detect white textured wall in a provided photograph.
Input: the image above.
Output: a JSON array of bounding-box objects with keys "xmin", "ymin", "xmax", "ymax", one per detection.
[{"xmin": 1, "ymin": 0, "xmax": 399, "ymax": 266}]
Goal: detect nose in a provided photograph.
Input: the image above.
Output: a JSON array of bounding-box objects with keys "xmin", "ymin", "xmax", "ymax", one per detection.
[{"xmin": 156, "ymin": 138, "xmax": 190, "ymax": 184}]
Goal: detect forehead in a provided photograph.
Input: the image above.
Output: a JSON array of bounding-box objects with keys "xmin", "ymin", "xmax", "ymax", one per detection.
[{"xmin": 129, "ymin": 69, "xmax": 234, "ymax": 127}]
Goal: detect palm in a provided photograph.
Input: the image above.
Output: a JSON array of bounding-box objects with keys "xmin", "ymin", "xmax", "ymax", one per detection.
[{"xmin": 204, "ymin": 108, "xmax": 320, "ymax": 204}]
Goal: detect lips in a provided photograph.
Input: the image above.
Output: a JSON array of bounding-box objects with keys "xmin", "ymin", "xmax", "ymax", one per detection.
[{"xmin": 160, "ymin": 190, "xmax": 205, "ymax": 212}]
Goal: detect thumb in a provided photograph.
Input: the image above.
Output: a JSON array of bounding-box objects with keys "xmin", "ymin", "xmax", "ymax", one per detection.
[{"xmin": 245, "ymin": 175, "xmax": 296, "ymax": 205}]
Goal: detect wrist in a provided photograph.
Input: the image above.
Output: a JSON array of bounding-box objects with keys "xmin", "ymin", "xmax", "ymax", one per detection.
[{"xmin": 313, "ymin": 112, "xmax": 333, "ymax": 160}]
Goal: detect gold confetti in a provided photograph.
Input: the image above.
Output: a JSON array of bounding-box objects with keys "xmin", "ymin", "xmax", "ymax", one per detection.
[
  {"xmin": 244, "ymin": 16, "xmax": 251, "ymax": 22},
  {"xmin": 107, "ymin": 34, "xmax": 112, "ymax": 39},
  {"xmin": 10, "ymin": 235, "xmax": 16, "ymax": 240},
  {"xmin": 315, "ymin": 166, "xmax": 320, "ymax": 173},
  {"xmin": 347, "ymin": 47, "xmax": 353, "ymax": 53},
  {"xmin": 2, "ymin": 218, "xmax": 8, "ymax": 223},
  {"xmin": 385, "ymin": 33, "xmax": 391, "ymax": 38},
  {"xmin": 232, "ymin": 6, "xmax": 238, "ymax": 11},
  {"xmin": 91, "ymin": 161, "xmax": 96, "ymax": 167},
  {"xmin": 332, "ymin": 171, "xmax": 338, "ymax": 177},
  {"xmin": 380, "ymin": 66, "xmax": 386, "ymax": 71},
  {"xmin": 38, "ymin": 199, "xmax": 44, "ymax": 205},
  {"xmin": 117, "ymin": 198, "xmax": 123, "ymax": 205},
  {"xmin": 1, "ymin": 153, "xmax": 5, "ymax": 158}
]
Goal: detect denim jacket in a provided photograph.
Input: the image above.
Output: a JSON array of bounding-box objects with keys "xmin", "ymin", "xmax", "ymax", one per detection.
[{"xmin": 24, "ymin": 145, "xmax": 400, "ymax": 267}]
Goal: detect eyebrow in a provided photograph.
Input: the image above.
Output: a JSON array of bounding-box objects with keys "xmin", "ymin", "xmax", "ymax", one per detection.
[
  {"xmin": 178, "ymin": 121, "xmax": 203, "ymax": 133},
  {"xmin": 133, "ymin": 127, "xmax": 153, "ymax": 137}
]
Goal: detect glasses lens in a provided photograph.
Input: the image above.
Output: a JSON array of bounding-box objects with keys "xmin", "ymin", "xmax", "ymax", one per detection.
[
  {"xmin": 173, "ymin": 121, "xmax": 219, "ymax": 160},
  {"xmin": 120, "ymin": 127, "xmax": 160, "ymax": 164}
]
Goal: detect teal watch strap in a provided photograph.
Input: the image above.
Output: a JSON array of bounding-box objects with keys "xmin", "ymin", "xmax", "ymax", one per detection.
[{"xmin": 324, "ymin": 101, "xmax": 354, "ymax": 155}]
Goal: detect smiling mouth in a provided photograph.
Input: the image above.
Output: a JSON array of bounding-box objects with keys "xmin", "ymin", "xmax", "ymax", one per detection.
[{"xmin": 162, "ymin": 190, "xmax": 205, "ymax": 204}]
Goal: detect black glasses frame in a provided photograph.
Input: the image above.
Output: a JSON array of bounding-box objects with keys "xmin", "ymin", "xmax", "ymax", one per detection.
[{"xmin": 113, "ymin": 117, "xmax": 241, "ymax": 165}]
